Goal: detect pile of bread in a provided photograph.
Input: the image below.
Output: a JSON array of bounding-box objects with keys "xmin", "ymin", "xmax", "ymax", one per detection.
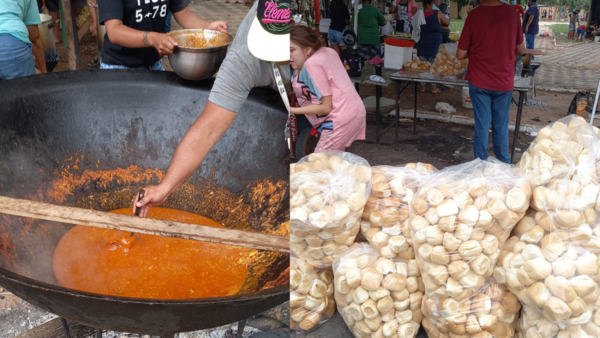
[
  {"xmin": 290, "ymin": 256, "xmax": 337, "ymax": 331},
  {"xmin": 403, "ymin": 159, "xmax": 531, "ymax": 337},
  {"xmin": 506, "ymin": 115, "xmax": 600, "ymax": 338},
  {"xmin": 360, "ymin": 163, "xmax": 435, "ymax": 266},
  {"xmin": 333, "ymin": 243, "xmax": 424, "ymax": 338},
  {"xmin": 290, "ymin": 151, "xmax": 372, "ymax": 332},
  {"xmin": 290, "ymin": 151, "xmax": 372, "ymax": 269},
  {"xmin": 291, "ymin": 115, "xmax": 600, "ymax": 337},
  {"xmin": 429, "ymin": 48, "xmax": 468, "ymax": 77},
  {"xmin": 404, "ymin": 59, "xmax": 432, "ymax": 72}
]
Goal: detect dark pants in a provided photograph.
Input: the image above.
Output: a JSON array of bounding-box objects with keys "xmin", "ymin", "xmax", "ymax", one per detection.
[{"xmin": 441, "ymin": 29, "xmax": 450, "ymax": 43}]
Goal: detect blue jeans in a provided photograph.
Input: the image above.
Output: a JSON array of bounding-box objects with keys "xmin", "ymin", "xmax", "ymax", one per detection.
[
  {"xmin": 328, "ymin": 29, "xmax": 345, "ymax": 46},
  {"xmin": 525, "ymin": 33, "xmax": 536, "ymax": 49},
  {"xmin": 0, "ymin": 34, "xmax": 36, "ymax": 82},
  {"xmin": 100, "ymin": 59, "xmax": 165, "ymax": 71},
  {"xmin": 469, "ymin": 82, "xmax": 512, "ymax": 164},
  {"xmin": 165, "ymin": 11, "xmax": 173, "ymax": 33}
]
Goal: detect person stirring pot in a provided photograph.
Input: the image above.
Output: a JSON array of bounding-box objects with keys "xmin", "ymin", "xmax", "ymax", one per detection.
[
  {"xmin": 97, "ymin": 0, "xmax": 227, "ymax": 70},
  {"xmin": 134, "ymin": 0, "xmax": 290, "ymax": 216}
]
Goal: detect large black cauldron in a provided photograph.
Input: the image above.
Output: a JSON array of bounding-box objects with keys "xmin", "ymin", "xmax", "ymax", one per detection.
[{"xmin": 0, "ymin": 71, "xmax": 290, "ymax": 334}]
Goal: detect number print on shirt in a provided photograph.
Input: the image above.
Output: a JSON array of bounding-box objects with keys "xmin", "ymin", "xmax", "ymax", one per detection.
[{"xmin": 135, "ymin": 3, "xmax": 169, "ymax": 22}]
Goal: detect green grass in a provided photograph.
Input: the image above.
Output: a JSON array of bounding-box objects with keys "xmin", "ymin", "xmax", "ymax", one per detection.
[
  {"xmin": 549, "ymin": 21, "xmax": 588, "ymax": 36},
  {"xmin": 450, "ymin": 19, "xmax": 465, "ymax": 32}
]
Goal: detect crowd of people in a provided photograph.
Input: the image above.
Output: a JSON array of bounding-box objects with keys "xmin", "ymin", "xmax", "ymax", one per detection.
[{"xmin": 293, "ymin": 0, "xmax": 550, "ymax": 164}]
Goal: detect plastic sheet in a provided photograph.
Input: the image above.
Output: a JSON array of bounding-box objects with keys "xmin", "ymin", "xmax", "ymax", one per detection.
[{"xmin": 290, "ymin": 151, "xmax": 372, "ymax": 268}]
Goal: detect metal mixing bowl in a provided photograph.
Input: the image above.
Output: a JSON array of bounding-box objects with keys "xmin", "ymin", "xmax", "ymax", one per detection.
[{"xmin": 167, "ymin": 29, "xmax": 233, "ymax": 81}]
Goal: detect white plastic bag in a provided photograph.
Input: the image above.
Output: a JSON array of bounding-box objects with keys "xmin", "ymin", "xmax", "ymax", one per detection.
[
  {"xmin": 290, "ymin": 151, "xmax": 372, "ymax": 268},
  {"xmin": 408, "ymin": 158, "xmax": 531, "ymax": 298},
  {"xmin": 290, "ymin": 256, "xmax": 336, "ymax": 332},
  {"xmin": 421, "ymin": 279, "xmax": 521, "ymax": 338},
  {"xmin": 332, "ymin": 243, "xmax": 423, "ymax": 338},
  {"xmin": 435, "ymin": 102, "xmax": 456, "ymax": 114},
  {"xmin": 381, "ymin": 21, "xmax": 393, "ymax": 36}
]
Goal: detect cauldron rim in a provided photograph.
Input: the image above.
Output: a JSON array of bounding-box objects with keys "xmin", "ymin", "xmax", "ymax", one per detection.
[{"xmin": 0, "ymin": 267, "xmax": 288, "ymax": 304}]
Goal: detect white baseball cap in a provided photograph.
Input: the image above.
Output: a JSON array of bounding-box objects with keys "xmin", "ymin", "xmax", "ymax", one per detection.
[{"xmin": 247, "ymin": 0, "xmax": 290, "ymax": 62}]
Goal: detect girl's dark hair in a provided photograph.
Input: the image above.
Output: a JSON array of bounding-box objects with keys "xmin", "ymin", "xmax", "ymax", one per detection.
[
  {"xmin": 423, "ymin": 0, "xmax": 434, "ymax": 7},
  {"xmin": 439, "ymin": 3, "xmax": 448, "ymax": 12},
  {"xmin": 290, "ymin": 25, "xmax": 322, "ymax": 52}
]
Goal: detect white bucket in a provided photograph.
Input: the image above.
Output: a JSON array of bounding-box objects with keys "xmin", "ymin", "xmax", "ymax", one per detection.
[
  {"xmin": 384, "ymin": 44, "xmax": 413, "ymax": 70},
  {"xmin": 595, "ymin": 36, "xmax": 600, "ymax": 42},
  {"xmin": 462, "ymin": 86, "xmax": 473, "ymax": 109}
]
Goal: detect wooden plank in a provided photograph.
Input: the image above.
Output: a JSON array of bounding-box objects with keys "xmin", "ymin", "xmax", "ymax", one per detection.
[
  {"xmin": 61, "ymin": 0, "xmax": 77, "ymax": 70},
  {"xmin": 15, "ymin": 318, "xmax": 97, "ymax": 338},
  {"xmin": 78, "ymin": 16, "xmax": 93, "ymax": 41},
  {"xmin": 0, "ymin": 196, "xmax": 290, "ymax": 253}
]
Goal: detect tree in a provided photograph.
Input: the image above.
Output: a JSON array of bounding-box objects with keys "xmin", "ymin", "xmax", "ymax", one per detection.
[{"xmin": 451, "ymin": 0, "xmax": 470, "ymax": 19}]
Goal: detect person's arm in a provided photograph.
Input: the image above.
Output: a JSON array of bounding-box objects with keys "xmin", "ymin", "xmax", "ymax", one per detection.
[
  {"xmin": 173, "ymin": 7, "xmax": 227, "ymax": 32},
  {"xmin": 438, "ymin": 11, "xmax": 450, "ymax": 26},
  {"xmin": 104, "ymin": 19, "xmax": 179, "ymax": 55},
  {"xmin": 525, "ymin": 14, "xmax": 533, "ymax": 33},
  {"xmin": 456, "ymin": 49, "xmax": 468, "ymax": 60},
  {"xmin": 378, "ymin": 10, "xmax": 387, "ymax": 26},
  {"xmin": 27, "ymin": 25, "xmax": 46, "ymax": 73},
  {"xmin": 515, "ymin": 42, "xmax": 525, "ymax": 55},
  {"xmin": 135, "ymin": 101, "xmax": 236, "ymax": 217},
  {"xmin": 290, "ymin": 96, "xmax": 332, "ymax": 115}
]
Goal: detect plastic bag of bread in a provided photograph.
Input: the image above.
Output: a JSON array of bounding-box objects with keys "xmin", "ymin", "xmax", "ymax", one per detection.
[
  {"xmin": 290, "ymin": 255, "xmax": 337, "ymax": 332},
  {"xmin": 360, "ymin": 163, "xmax": 436, "ymax": 295},
  {"xmin": 290, "ymin": 151, "xmax": 372, "ymax": 268},
  {"xmin": 421, "ymin": 279, "xmax": 521, "ymax": 338},
  {"xmin": 408, "ymin": 158, "xmax": 531, "ymax": 297},
  {"xmin": 495, "ymin": 219, "xmax": 600, "ymax": 329},
  {"xmin": 517, "ymin": 302, "xmax": 600, "ymax": 338},
  {"xmin": 333, "ymin": 243, "xmax": 424, "ymax": 338},
  {"xmin": 361, "ymin": 163, "xmax": 436, "ymax": 259},
  {"xmin": 517, "ymin": 115, "xmax": 600, "ymax": 190}
]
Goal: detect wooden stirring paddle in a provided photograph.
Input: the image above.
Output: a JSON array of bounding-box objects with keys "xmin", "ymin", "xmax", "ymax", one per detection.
[{"xmin": 0, "ymin": 196, "xmax": 290, "ymax": 253}]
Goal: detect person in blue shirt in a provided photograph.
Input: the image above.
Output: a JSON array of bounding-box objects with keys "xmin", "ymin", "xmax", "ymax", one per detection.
[
  {"xmin": 523, "ymin": 0, "xmax": 539, "ymax": 50},
  {"xmin": 0, "ymin": 0, "xmax": 47, "ymax": 81}
]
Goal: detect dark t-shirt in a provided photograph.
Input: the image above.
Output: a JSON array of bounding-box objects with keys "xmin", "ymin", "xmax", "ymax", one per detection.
[
  {"xmin": 523, "ymin": 3, "xmax": 539, "ymax": 35},
  {"xmin": 330, "ymin": 4, "xmax": 350, "ymax": 32},
  {"xmin": 98, "ymin": 0, "xmax": 189, "ymax": 68},
  {"xmin": 458, "ymin": 4, "xmax": 523, "ymax": 92}
]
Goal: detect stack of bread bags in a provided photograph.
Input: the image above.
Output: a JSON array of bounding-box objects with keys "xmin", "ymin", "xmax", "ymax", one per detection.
[
  {"xmin": 290, "ymin": 151, "xmax": 372, "ymax": 332},
  {"xmin": 355, "ymin": 163, "xmax": 437, "ymax": 336},
  {"xmin": 497, "ymin": 115, "xmax": 600, "ymax": 338},
  {"xmin": 407, "ymin": 158, "xmax": 531, "ymax": 338}
]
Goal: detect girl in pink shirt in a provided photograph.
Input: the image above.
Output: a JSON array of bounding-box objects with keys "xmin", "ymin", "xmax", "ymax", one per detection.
[{"xmin": 290, "ymin": 25, "xmax": 366, "ymax": 151}]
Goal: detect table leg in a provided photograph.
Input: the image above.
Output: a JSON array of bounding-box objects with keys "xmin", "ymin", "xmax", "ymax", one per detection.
[
  {"xmin": 395, "ymin": 80, "xmax": 400, "ymax": 151},
  {"xmin": 413, "ymin": 82, "xmax": 418, "ymax": 135},
  {"xmin": 71, "ymin": 6, "xmax": 82, "ymax": 70},
  {"xmin": 511, "ymin": 91, "xmax": 525, "ymax": 164},
  {"xmin": 376, "ymin": 84, "xmax": 382, "ymax": 144}
]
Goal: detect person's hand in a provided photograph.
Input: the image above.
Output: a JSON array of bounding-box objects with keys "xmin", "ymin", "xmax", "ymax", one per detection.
[
  {"xmin": 152, "ymin": 33, "xmax": 178, "ymax": 55},
  {"xmin": 133, "ymin": 184, "xmax": 172, "ymax": 218},
  {"xmin": 525, "ymin": 26, "xmax": 529, "ymax": 33},
  {"xmin": 208, "ymin": 21, "xmax": 228, "ymax": 32}
]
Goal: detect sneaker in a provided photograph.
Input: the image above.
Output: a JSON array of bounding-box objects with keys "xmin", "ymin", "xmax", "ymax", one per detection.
[{"xmin": 87, "ymin": 57, "xmax": 100, "ymax": 69}]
